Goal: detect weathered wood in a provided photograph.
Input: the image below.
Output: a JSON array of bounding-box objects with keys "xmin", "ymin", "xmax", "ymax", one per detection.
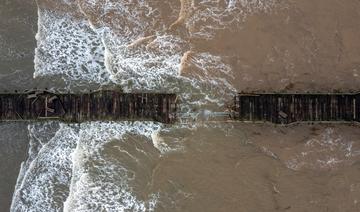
[
  {"xmin": 234, "ymin": 93, "xmax": 360, "ymax": 124},
  {"xmin": 0, "ymin": 90, "xmax": 177, "ymax": 123}
]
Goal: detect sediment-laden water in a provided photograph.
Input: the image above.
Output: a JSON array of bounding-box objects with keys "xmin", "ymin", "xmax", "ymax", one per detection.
[{"xmin": 1, "ymin": 0, "xmax": 360, "ymax": 211}]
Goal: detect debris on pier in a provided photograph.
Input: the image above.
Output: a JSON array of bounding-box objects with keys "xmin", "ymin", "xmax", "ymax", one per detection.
[
  {"xmin": 0, "ymin": 90, "xmax": 177, "ymax": 123},
  {"xmin": 233, "ymin": 93, "xmax": 360, "ymax": 124}
]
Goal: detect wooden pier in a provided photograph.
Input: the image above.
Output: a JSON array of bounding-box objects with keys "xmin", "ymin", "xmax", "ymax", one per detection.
[
  {"xmin": 233, "ymin": 93, "xmax": 360, "ymax": 124},
  {"xmin": 2, "ymin": 90, "xmax": 360, "ymax": 125},
  {"xmin": 0, "ymin": 90, "xmax": 177, "ymax": 123}
]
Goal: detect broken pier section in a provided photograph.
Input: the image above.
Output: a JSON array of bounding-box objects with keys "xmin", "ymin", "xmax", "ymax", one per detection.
[
  {"xmin": 233, "ymin": 93, "xmax": 360, "ymax": 124},
  {"xmin": 0, "ymin": 90, "xmax": 177, "ymax": 123},
  {"xmin": 1, "ymin": 91, "xmax": 359, "ymax": 124}
]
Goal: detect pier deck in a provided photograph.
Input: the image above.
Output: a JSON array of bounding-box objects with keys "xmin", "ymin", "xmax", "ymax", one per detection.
[
  {"xmin": 1, "ymin": 91, "xmax": 360, "ymax": 124},
  {"xmin": 0, "ymin": 90, "xmax": 177, "ymax": 123},
  {"xmin": 233, "ymin": 93, "xmax": 360, "ymax": 124}
]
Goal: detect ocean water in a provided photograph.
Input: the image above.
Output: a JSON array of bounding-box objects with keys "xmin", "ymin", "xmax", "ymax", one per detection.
[{"xmin": 2, "ymin": 0, "xmax": 360, "ymax": 211}]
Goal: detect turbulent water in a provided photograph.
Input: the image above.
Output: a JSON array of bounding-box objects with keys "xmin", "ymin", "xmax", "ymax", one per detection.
[{"xmin": 1, "ymin": 0, "xmax": 360, "ymax": 211}]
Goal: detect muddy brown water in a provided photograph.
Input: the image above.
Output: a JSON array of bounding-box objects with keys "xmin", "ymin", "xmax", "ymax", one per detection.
[{"xmin": 1, "ymin": 0, "xmax": 360, "ymax": 211}]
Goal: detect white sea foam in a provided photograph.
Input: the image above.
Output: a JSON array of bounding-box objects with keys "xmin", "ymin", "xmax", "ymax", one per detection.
[
  {"xmin": 179, "ymin": 52, "xmax": 237, "ymax": 107},
  {"xmin": 285, "ymin": 128, "xmax": 360, "ymax": 171},
  {"xmin": 186, "ymin": 0, "xmax": 281, "ymax": 39},
  {"xmin": 105, "ymin": 34, "xmax": 188, "ymax": 91},
  {"xmin": 11, "ymin": 121, "xmax": 165, "ymax": 212},
  {"xmin": 34, "ymin": 8, "xmax": 109, "ymax": 86},
  {"xmin": 151, "ymin": 126, "xmax": 187, "ymax": 154},
  {"xmin": 24, "ymin": 2, "xmax": 280, "ymax": 209},
  {"xmin": 32, "ymin": 0, "xmax": 283, "ymax": 105},
  {"xmin": 11, "ymin": 122, "xmax": 78, "ymax": 212},
  {"xmin": 26, "ymin": 3, "xmax": 240, "ymax": 209},
  {"xmin": 33, "ymin": 0, "xmax": 243, "ymax": 113},
  {"xmin": 64, "ymin": 121, "xmax": 162, "ymax": 212}
]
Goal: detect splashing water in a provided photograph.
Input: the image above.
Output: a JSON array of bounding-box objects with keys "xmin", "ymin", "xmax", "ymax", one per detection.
[{"xmin": 10, "ymin": 1, "xmax": 314, "ymax": 211}]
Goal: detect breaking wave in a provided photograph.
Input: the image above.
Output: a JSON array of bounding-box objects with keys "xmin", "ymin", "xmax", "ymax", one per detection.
[
  {"xmin": 34, "ymin": 8, "xmax": 109, "ymax": 86},
  {"xmin": 11, "ymin": 121, "xmax": 166, "ymax": 212},
  {"xmin": 32, "ymin": 0, "xmax": 281, "ymax": 110},
  {"xmin": 13, "ymin": 0, "xmax": 288, "ymax": 211}
]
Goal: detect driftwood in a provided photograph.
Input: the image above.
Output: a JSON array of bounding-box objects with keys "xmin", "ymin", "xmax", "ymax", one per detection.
[{"xmin": 0, "ymin": 90, "xmax": 177, "ymax": 123}]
